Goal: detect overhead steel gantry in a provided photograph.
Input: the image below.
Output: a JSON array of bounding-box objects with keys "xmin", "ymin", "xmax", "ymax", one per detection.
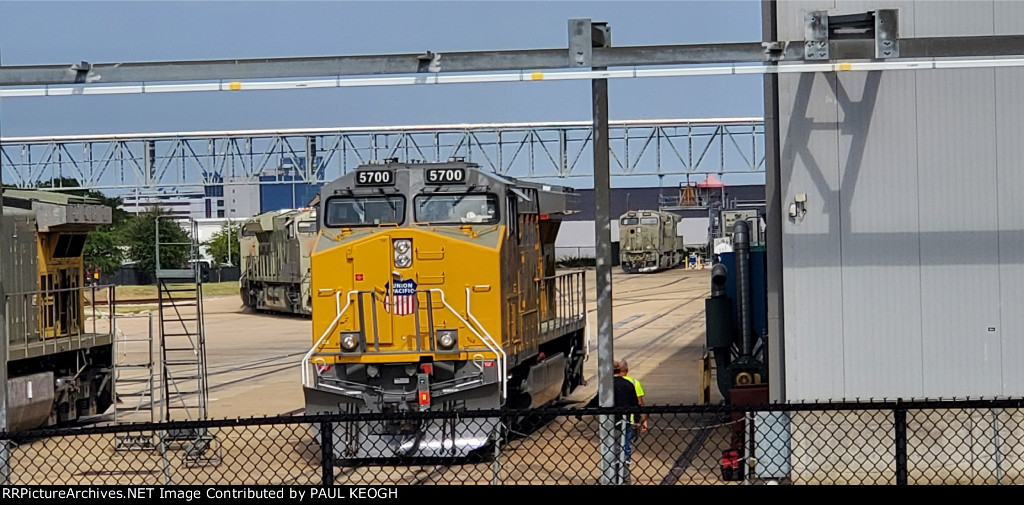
[
  {"xmin": 5, "ymin": 8, "xmax": 1024, "ymax": 484},
  {"xmin": 0, "ymin": 118, "xmax": 765, "ymax": 191}
]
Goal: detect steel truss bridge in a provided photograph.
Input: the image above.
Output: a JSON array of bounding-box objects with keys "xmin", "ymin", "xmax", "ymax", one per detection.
[{"xmin": 0, "ymin": 118, "xmax": 764, "ymax": 192}]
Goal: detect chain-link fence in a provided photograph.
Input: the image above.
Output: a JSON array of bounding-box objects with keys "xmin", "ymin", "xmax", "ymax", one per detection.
[{"xmin": 4, "ymin": 399, "xmax": 1024, "ymax": 485}]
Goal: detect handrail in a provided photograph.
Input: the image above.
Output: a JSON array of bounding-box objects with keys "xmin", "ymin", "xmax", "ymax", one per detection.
[
  {"xmin": 301, "ymin": 290, "xmax": 356, "ymax": 387},
  {"xmin": 302, "ymin": 287, "xmax": 508, "ymax": 402},
  {"xmin": 541, "ymin": 270, "xmax": 589, "ymax": 362},
  {"xmin": 6, "ymin": 284, "xmax": 117, "ymax": 347},
  {"xmin": 461, "ymin": 287, "xmax": 507, "ymax": 405}
]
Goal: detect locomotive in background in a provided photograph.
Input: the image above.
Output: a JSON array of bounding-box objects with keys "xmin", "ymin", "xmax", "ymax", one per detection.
[
  {"xmin": 2, "ymin": 189, "xmax": 114, "ymax": 432},
  {"xmin": 618, "ymin": 209, "xmax": 684, "ymax": 273},
  {"xmin": 238, "ymin": 208, "xmax": 318, "ymax": 316}
]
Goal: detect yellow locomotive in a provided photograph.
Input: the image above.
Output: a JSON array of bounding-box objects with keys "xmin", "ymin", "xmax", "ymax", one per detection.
[
  {"xmin": 3, "ymin": 189, "xmax": 113, "ymax": 431},
  {"xmin": 302, "ymin": 159, "xmax": 587, "ymax": 459}
]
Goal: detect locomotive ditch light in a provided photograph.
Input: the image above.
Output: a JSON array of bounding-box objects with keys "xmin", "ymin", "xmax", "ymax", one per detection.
[
  {"xmin": 340, "ymin": 332, "xmax": 361, "ymax": 353},
  {"xmin": 393, "ymin": 239, "xmax": 413, "ymax": 268},
  {"xmin": 436, "ymin": 329, "xmax": 458, "ymax": 350}
]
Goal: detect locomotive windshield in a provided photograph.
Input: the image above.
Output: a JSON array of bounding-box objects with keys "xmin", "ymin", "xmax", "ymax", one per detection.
[
  {"xmin": 297, "ymin": 221, "xmax": 317, "ymax": 234},
  {"xmin": 621, "ymin": 217, "xmax": 639, "ymax": 226},
  {"xmin": 324, "ymin": 196, "xmax": 406, "ymax": 227},
  {"xmin": 414, "ymin": 193, "xmax": 499, "ymax": 224},
  {"xmin": 640, "ymin": 217, "xmax": 659, "ymax": 225}
]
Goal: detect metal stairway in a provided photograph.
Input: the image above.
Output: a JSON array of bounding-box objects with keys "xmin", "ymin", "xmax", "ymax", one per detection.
[
  {"xmin": 112, "ymin": 313, "xmax": 158, "ymax": 450},
  {"xmin": 155, "ymin": 217, "xmax": 220, "ymax": 466}
]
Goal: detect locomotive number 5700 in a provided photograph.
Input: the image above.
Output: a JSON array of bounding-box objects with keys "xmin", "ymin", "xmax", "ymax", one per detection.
[
  {"xmin": 425, "ymin": 168, "xmax": 466, "ymax": 184},
  {"xmin": 356, "ymin": 170, "xmax": 394, "ymax": 185}
]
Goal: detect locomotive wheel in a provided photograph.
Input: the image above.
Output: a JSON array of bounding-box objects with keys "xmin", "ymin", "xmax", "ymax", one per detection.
[{"xmin": 240, "ymin": 287, "xmax": 255, "ymax": 312}]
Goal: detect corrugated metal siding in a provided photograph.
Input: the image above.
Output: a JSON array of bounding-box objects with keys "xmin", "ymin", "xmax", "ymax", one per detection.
[
  {"xmin": 915, "ymin": 68, "xmax": 1001, "ymax": 397},
  {"xmin": 995, "ymin": 1, "xmax": 1024, "ymax": 34},
  {"xmin": 779, "ymin": 1, "xmax": 1024, "ymax": 400},
  {"xmin": 837, "ymin": 70, "xmax": 923, "ymax": 398},
  {"xmin": 995, "ymin": 68, "xmax": 1024, "ymax": 393},
  {"xmin": 779, "ymin": 72, "xmax": 845, "ymax": 400},
  {"xmin": 913, "ymin": 1, "xmax": 992, "ymax": 37}
]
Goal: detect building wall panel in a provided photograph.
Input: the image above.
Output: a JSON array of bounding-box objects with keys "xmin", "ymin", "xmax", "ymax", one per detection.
[
  {"xmin": 915, "ymin": 69, "xmax": 1001, "ymax": 397},
  {"xmin": 835, "ymin": 70, "xmax": 923, "ymax": 398},
  {"xmin": 913, "ymin": 1, "xmax": 993, "ymax": 37},
  {"xmin": 995, "ymin": 67, "xmax": 1024, "ymax": 394},
  {"xmin": 780, "ymin": 72, "xmax": 845, "ymax": 400},
  {"xmin": 777, "ymin": 1, "xmax": 1019, "ymax": 400},
  {"xmin": 994, "ymin": 1, "xmax": 1024, "ymax": 34}
]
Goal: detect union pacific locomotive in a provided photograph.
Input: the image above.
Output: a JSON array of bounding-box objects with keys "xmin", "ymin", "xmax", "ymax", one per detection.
[{"xmin": 302, "ymin": 159, "xmax": 587, "ymax": 459}]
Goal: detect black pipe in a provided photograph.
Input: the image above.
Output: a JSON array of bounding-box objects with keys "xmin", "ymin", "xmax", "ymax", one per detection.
[
  {"xmin": 734, "ymin": 220, "xmax": 752, "ymax": 357},
  {"xmin": 711, "ymin": 263, "xmax": 728, "ymax": 298}
]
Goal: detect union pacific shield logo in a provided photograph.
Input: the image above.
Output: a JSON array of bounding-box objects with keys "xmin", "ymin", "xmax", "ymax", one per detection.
[{"xmin": 384, "ymin": 279, "xmax": 418, "ymax": 315}]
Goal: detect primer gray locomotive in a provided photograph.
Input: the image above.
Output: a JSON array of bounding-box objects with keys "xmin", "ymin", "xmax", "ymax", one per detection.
[
  {"xmin": 619, "ymin": 209, "xmax": 684, "ymax": 273},
  {"xmin": 238, "ymin": 208, "xmax": 318, "ymax": 316}
]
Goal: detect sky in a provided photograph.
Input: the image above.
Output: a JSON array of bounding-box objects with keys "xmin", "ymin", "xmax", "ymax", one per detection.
[{"xmin": 0, "ymin": 0, "xmax": 766, "ymax": 187}]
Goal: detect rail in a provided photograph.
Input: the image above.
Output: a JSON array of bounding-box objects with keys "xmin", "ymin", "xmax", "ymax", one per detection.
[
  {"xmin": 5, "ymin": 284, "xmax": 117, "ymax": 358},
  {"xmin": 463, "ymin": 287, "xmax": 507, "ymax": 405},
  {"xmin": 537, "ymin": 270, "xmax": 587, "ymax": 341},
  {"xmin": 300, "ymin": 290, "xmax": 351, "ymax": 388}
]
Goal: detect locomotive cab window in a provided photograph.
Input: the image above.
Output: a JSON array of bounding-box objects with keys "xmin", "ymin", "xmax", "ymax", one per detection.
[
  {"xmin": 621, "ymin": 217, "xmax": 639, "ymax": 226},
  {"xmin": 53, "ymin": 234, "xmax": 87, "ymax": 258},
  {"xmin": 297, "ymin": 221, "xmax": 317, "ymax": 234},
  {"xmin": 325, "ymin": 196, "xmax": 406, "ymax": 227},
  {"xmin": 414, "ymin": 193, "xmax": 499, "ymax": 225},
  {"xmin": 640, "ymin": 217, "xmax": 659, "ymax": 225}
]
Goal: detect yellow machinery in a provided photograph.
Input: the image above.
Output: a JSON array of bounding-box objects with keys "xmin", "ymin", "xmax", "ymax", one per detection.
[
  {"xmin": 302, "ymin": 159, "xmax": 586, "ymax": 459},
  {"xmin": 2, "ymin": 189, "xmax": 113, "ymax": 431}
]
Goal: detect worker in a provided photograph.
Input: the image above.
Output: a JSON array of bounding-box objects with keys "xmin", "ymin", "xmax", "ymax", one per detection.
[{"xmin": 619, "ymin": 359, "xmax": 649, "ymax": 435}]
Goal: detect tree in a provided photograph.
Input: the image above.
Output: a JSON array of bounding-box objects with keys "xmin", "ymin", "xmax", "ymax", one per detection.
[
  {"xmin": 206, "ymin": 221, "xmax": 242, "ymax": 266},
  {"xmin": 122, "ymin": 207, "xmax": 192, "ymax": 273},
  {"xmin": 83, "ymin": 228, "xmax": 125, "ymax": 276}
]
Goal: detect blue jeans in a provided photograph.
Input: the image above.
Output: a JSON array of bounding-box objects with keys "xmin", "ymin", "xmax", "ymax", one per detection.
[{"xmin": 622, "ymin": 421, "xmax": 635, "ymax": 461}]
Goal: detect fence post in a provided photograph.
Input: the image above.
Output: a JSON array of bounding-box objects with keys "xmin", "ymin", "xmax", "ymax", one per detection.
[
  {"xmin": 894, "ymin": 402, "xmax": 907, "ymax": 485},
  {"xmin": 0, "ymin": 439, "xmax": 10, "ymax": 485},
  {"xmin": 491, "ymin": 419, "xmax": 503, "ymax": 485},
  {"xmin": 320, "ymin": 421, "xmax": 334, "ymax": 486},
  {"xmin": 160, "ymin": 432, "xmax": 173, "ymax": 485}
]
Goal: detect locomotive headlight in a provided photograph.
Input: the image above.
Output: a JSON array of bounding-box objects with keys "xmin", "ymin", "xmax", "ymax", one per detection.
[
  {"xmin": 436, "ymin": 329, "xmax": 458, "ymax": 350},
  {"xmin": 340, "ymin": 333, "xmax": 361, "ymax": 352},
  {"xmin": 394, "ymin": 239, "xmax": 413, "ymax": 268}
]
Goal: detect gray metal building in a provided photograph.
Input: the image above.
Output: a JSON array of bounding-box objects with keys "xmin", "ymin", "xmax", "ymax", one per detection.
[{"xmin": 772, "ymin": 1, "xmax": 1024, "ymax": 401}]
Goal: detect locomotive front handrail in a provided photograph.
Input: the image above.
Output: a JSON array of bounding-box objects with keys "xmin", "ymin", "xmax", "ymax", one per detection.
[
  {"xmin": 462, "ymin": 287, "xmax": 507, "ymax": 405},
  {"xmin": 302, "ymin": 287, "xmax": 504, "ymax": 396},
  {"xmin": 301, "ymin": 289, "xmax": 355, "ymax": 388}
]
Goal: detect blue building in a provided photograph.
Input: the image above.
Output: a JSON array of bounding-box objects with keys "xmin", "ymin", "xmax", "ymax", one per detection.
[{"xmin": 259, "ymin": 156, "xmax": 323, "ymax": 212}]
